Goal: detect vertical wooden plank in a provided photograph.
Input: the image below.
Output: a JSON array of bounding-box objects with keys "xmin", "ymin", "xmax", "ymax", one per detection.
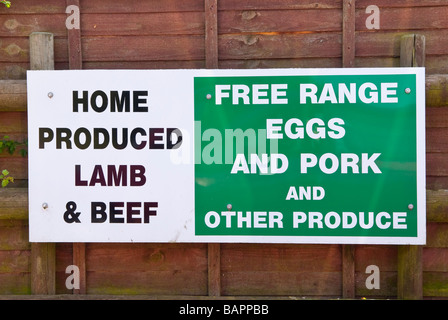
[
  {"xmin": 400, "ymin": 35, "xmax": 415, "ymax": 68},
  {"xmin": 66, "ymin": 0, "xmax": 83, "ymax": 70},
  {"xmin": 397, "ymin": 33, "xmax": 424, "ymax": 300},
  {"xmin": 72, "ymin": 243, "xmax": 86, "ymax": 294},
  {"xmin": 208, "ymin": 243, "xmax": 221, "ymax": 296},
  {"xmin": 205, "ymin": 0, "xmax": 221, "ymax": 297},
  {"xmin": 342, "ymin": 245, "xmax": 355, "ymax": 298},
  {"xmin": 31, "ymin": 243, "xmax": 56, "ymax": 294},
  {"xmin": 398, "ymin": 245, "xmax": 423, "ymax": 299},
  {"xmin": 342, "ymin": 0, "xmax": 356, "ymax": 299},
  {"xmin": 66, "ymin": 0, "xmax": 86, "ymax": 295},
  {"xmin": 342, "ymin": 0, "xmax": 356, "ymax": 68},
  {"xmin": 400, "ymin": 34, "xmax": 425, "ymax": 69},
  {"xmin": 205, "ymin": 0, "xmax": 218, "ymax": 69},
  {"xmin": 414, "ymin": 35, "xmax": 425, "ymax": 68},
  {"xmin": 29, "ymin": 32, "xmax": 56, "ymax": 295}
]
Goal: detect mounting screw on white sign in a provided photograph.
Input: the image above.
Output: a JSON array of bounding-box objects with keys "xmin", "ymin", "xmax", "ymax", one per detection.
[
  {"xmin": 47, "ymin": 92, "xmax": 54, "ymax": 98},
  {"xmin": 42, "ymin": 202, "xmax": 49, "ymax": 209}
]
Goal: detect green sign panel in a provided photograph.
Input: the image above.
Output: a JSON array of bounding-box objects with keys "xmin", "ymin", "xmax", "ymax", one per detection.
[{"xmin": 194, "ymin": 68, "xmax": 425, "ymax": 244}]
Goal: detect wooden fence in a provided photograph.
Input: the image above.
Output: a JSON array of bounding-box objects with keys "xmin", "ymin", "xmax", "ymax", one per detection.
[{"xmin": 0, "ymin": 0, "xmax": 448, "ymax": 299}]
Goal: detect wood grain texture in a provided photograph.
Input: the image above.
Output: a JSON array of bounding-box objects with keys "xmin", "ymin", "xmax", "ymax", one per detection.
[
  {"xmin": 218, "ymin": 0, "xmax": 342, "ymax": 11},
  {"xmin": 204, "ymin": 0, "xmax": 221, "ymax": 297},
  {"xmin": 397, "ymin": 33, "xmax": 424, "ymax": 300},
  {"xmin": 342, "ymin": 0, "xmax": 355, "ymax": 68},
  {"xmin": 82, "ymin": 35, "xmax": 204, "ymax": 62},
  {"xmin": 341, "ymin": 0, "xmax": 356, "ymax": 299},
  {"xmin": 218, "ymin": 9, "xmax": 341, "ymax": 34},
  {"xmin": 85, "ymin": 243, "xmax": 208, "ymax": 295},
  {"xmin": 29, "ymin": 32, "xmax": 56, "ymax": 296}
]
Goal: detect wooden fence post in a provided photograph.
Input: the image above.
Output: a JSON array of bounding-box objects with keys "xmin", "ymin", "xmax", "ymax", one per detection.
[
  {"xmin": 66, "ymin": 0, "xmax": 87, "ymax": 295},
  {"xmin": 397, "ymin": 34, "xmax": 425, "ymax": 300},
  {"xmin": 29, "ymin": 32, "xmax": 56, "ymax": 295},
  {"xmin": 342, "ymin": 0, "xmax": 356, "ymax": 299},
  {"xmin": 205, "ymin": 0, "xmax": 221, "ymax": 297}
]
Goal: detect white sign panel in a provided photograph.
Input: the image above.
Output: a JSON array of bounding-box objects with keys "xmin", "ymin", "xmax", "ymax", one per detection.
[{"xmin": 28, "ymin": 70, "xmax": 196, "ymax": 242}]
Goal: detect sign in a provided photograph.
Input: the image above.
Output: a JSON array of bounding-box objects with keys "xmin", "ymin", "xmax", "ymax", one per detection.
[{"xmin": 27, "ymin": 68, "xmax": 426, "ymax": 244}]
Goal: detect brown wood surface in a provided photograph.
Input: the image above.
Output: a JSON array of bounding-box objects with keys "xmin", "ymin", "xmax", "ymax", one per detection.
[
  {"xmin": 204, "ymin": 0, "xmax": 221, "ymax": 297},
  {"xmin": 218, "ymin": 9, "xmax": 341, "ymax": 34},
  {"xmin": 28, "ymin": 32, "xmax": 56, "ymax": 296},
  {"xmin": 64, "ymin": 0, "xmax": 86, "ymax": 295},
  {"xmin": 341, "ymin": 0, "xmax": 356, "ymax": 299},
  {"xmin": 1, "ymin": 0, "xmax": 448, "ymax": 299},
  {"xmin": 397, "ymin": 33, "xmax": 424, "ymax": 300},
  {"xmin": 85, "ymin": 243, "xmax": 208, "ymax": 295}
]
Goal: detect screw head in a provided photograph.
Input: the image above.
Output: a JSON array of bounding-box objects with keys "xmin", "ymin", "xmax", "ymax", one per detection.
[
  {"xmin": 408, "ymin": 204, "xmax": 414, "ymax": 210},
  {"xmin": 42, "ymin": 202, "xmax": 49, "ymax": 209},
  {"xmin": 206, "ymin": 94, "xmax": 212, "ymax": 100},
  {"xmin": 226, "ymin": 204, "xmax": 232, "ymax": 211},
  {"xmin": 48, "ymin": 92, "xmax": 54, "ymax": 98},
  {"xmin": 405, "ymin": 88, "xmax": 411, "ymax": 94}
]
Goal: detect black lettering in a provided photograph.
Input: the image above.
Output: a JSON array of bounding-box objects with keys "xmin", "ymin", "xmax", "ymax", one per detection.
[
  {"xmin": 130, "ymin": 165, "xmax": 146, "ymax": 186},
  {"xmin": 56, "ymin": 128, "xmax": 72, "ymax": 149},
  {"xmin": 94, "ymin": 128, "xmax": 110, "ymax": 149},
  {"xmin": 75, "ymin": 165, "xmax": 88, "ymax": 186},
  {"xmin": 133, "ymin": 91, "xmax": 148, "ymax": 112},
  {"xmin": 91, "ymin": 202, "xmax": 107, "ymax": 223},
  {"xmin": 144, "ymin": 202, "xmax": 158, "ymax": 223},
  {"xmin": 149, "ymin": 128, "xmax": 164, "ymax": 149},
  {"xmin": 166, "ymin": 128, "xmax": 183, "ymax": 149},
  {"xmin": 110, "ymin": 202, "xmax": 124, "ymax": 223},
  {"xmin": 127, "ymin": 202, "xmax": 141, "ymax": 223},
  {"xmin": 74, "ymin": 127, "xmax": 92, "ymax": 149},
  {"xmin": 89, "ymin": 165, "xmax": 106, "ymax": 186},
  {"xmin": 111, "ymin": 91, "xmax": 130, "ymax": 112},
  {"xmin": 112, "ymin": 128, "xmax": 128, "ymax": 149},
  {"xmin": 90, "ymin": 90, "xmax": 108, "ymax": 112},
  {"xmin": 39, "ymin": 127, "xmax": 54, "ymax": 149},
  {"xmin": 107, "ymin": 165, "xmax": 127, "ymax": 186},
  {"xmin": 73, "ymin": 90, "xmax": 88, "ymax": 112}
]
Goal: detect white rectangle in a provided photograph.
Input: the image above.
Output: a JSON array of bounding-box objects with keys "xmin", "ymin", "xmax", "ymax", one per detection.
[{"xmin": 27, "ymin": 68, "xmax": 425, "ymax": 244}]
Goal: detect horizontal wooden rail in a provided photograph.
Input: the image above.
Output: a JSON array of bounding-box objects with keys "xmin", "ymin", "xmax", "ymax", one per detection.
[
  {"xmin": 0, "ymin": 187, "xmax": 28, "ymax": 220},
  {"xmin": 0, "ymin": 74, "xmax": 448, "ymax": 112},
  {"xmin": 426, "ymin": 74, "xmax": 448, "ymax": 108},
  {"xmin": 1, "ymin": 187, "xmax": 447, "ymax": 221}
]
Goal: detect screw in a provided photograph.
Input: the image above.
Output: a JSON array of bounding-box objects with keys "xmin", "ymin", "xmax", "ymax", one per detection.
[
  {"xmin": 206, "ymin": 94, "xmax": 212, "ymax": 100},
  {"xmin": 408, "ymin": 204, "xmax": 414, "ymax": 210},
  {"xmin": 48, "ymin": 92, "xmax": 54, "ymax": 98},
  {"xmin": 405, "ymin": 88, "xmax": 411, "ymax": 94},
  {"xmin": 227, "ymin": 204, "xmax": 232, "ymax": 211},
  {"xmin": 42, "ymin": 202, "xmax": 49, "ymax": 209}
]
